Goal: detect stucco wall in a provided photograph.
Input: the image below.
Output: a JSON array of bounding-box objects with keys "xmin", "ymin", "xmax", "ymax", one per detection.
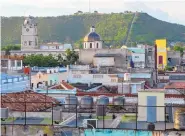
[
  {"xmin": 78, "ymin": 49, "xmax": 128, "ymax": 68},
  {"xmin": 31, "ymin": 72, "xmax": 68, "ymax": 88},
  {"xmin": 138, "ymin": 91, "xmax": 165, "ymax": 122},
  {"xmin": 67, "ymin": 73, "xmax": 117, "ymax": 84},
  {"xmin": 93, "ymin": 57, "xmax": 115, "ymax": 66}
]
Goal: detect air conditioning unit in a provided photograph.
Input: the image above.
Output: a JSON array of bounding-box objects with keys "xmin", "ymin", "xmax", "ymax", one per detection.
[
  {"xmin": 1, "ymin": 108, "xmax": 9, "ymax": 119},
  {"xmin": 83, "ymin": 119, "xmax": 97, "ymax": 129}
]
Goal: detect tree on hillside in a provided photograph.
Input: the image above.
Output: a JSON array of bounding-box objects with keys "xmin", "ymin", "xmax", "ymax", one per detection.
[
  {"xmin": 173, "ymin": 43, "xmax": 184, "ymax": 57},
  {"xmin": 2, "ymin": 45, "xmax": 21, "ymax": 55}
]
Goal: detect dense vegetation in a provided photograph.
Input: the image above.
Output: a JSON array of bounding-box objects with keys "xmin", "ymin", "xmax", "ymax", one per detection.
[
  {"xmin": 23, "ymin": 49, "xmax": 79, "ymax": 67},
  {"xmin": 1, "ymin": 44, "xmax": 21, "ymax": 55},
  {"xmin": 172, "ymin": 42, "xmax": 185, "ymax": 56},
  {"xmin": 2, "ymin": 13, "xmax": 185, "ymax": 47}
]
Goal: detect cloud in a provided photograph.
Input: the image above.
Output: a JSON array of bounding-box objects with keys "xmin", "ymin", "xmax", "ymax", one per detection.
[
  {"xmin": 0, "ymin": 0, "xmax": 76, "ymax": 8},
  {"xmin": 0, "ymin": 0, "xmax": 185, "ymax": 25}
]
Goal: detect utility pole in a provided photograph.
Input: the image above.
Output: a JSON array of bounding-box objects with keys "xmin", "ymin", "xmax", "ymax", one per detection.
[
  {"xmin": 122, "ymin": 77, "xmax": 123, "ymax": 94},
  {"xmin": 29, "ymin": 67, "xmax": 32, "ymax": 90}
]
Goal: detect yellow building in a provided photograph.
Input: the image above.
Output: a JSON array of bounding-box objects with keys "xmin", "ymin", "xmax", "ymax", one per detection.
[{"xmin": 155, "ymin": 39, "xmax": 167, "ymax": 69}]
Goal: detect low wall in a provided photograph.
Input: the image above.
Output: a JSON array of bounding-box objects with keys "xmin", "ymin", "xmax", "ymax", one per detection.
[{"xmin": 9, "ymin": 111, "xmax": 52, "ymax": 118}]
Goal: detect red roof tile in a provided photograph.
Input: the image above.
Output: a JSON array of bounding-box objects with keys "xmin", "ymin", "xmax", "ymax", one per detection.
[
  {"xmin": 1, "ymin": 90, "xmax": 59, "ymax": 112},
  {"xmin": 165, "ymin": 82, "xmax": 185, "ymax": 89},
  {"xmin": 61, "ymin": 81, "xmax": 74, "ymax": 90}
]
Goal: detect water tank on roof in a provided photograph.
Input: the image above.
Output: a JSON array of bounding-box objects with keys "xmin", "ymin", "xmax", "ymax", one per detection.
[
  {"xmin": 96, "ymin": 105, "xmax": 106, "ymax": 116},
  {"xmin": 124, "ymin": 73, "xmax": 131, "ymax": 81},
  {"xmin": 80, "ymin": 95, "xmax": 93, "ymax": 109},
  {"xmin": 174, "ymin": 108, "xmax": 185, "ymax": 130},
  {"xmin": 97, "ymin": 96, "xmax": 109, "ymax": 105},
  {"xmin": 65, "ymin": 96, "xmax": 78, "ymax": 109},
  {"xmin": 113, "ymin": 96, "xmax": 125, "ymax": 106}
]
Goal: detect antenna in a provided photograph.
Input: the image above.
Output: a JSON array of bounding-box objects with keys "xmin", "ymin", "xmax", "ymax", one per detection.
[{"xmin": 89, "ymin": 0, "xmax": 91, "ymax": 13}]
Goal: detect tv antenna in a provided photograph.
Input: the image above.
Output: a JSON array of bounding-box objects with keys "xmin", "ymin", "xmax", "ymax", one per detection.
[{"xmin": 89, "ymin": 0, "xmax": 91, "ymax": 13}]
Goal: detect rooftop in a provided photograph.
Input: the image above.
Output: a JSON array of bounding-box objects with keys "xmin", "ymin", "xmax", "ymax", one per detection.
[
  {"xmin": 165, "ymin": 82, "xmax": 185, "ymax": 89},
  {"xmin": 1, "ymin": 90, "xmax": 59, "ymax": 112},
  {"xmin": 138, "ymin": 89, "xmax": 165, "ymax": 92}
]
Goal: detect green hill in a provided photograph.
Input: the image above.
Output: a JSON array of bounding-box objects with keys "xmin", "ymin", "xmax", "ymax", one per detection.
[{"xmin": 1, "ymin": 13, "xmax": 185, "ymax": 47}]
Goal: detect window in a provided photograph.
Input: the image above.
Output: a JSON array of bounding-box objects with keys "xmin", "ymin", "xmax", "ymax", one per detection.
[
  {"xmin": 111, "ymin": 79, "xmax": 116, "ymax": 82},
  {"xmin": 85, "ymin": 43, "xmax": 86, "ymax": 48},
  {"xmin": 11, "ymin": 60, "xmax": 15, "ymax": 67},
  {"xmin": 97, "ymin": 43, "xmax": 99, "ymax": 48},
  {"xmin": 73, "ymin": 75, "xmax": 81, "ymax": 78},
  {"xmin": 135, "ymin": 56, "xmax": 139, "ymax": 58},
  {"xmin": 17, "ymin": 60, "xmax": 21, "ymax": 67},
  {"xmin": 159, "ymin": 56, "xmax": 163, "ymax": 64},
  {"xmin": 24, "ymin": 41, "xmax": 27, "ymax": 46},
  {"xmin": 29, "ymin": 41, "xmax": 32, "ymax": 46},
  {"xmin": 90, "ymin": 43, "xmax": 92, "ymax": 48},
  {"xmin": 35, "ymin": 39, "xmax": 37, "ymax": 45}
]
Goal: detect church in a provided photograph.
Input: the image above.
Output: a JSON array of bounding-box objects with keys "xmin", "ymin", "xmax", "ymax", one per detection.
[
  {"xmin": 1, "ymin": 16, "xmax": 156, "ymax": 72},
  {"xmin": 9, "ymin": 16, "xmax": 73, "ymax": 56}
]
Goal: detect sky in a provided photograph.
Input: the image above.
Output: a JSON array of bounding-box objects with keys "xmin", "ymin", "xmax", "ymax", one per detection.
[{"xmin": 1, "ymin": 0, "xmax": 185, "ymax": 25}]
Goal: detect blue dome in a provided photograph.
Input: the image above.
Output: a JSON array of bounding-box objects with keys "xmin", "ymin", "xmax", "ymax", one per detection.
[{"xmin": 84, "ymin": 32, "xmax": 100, "ymax": 42}]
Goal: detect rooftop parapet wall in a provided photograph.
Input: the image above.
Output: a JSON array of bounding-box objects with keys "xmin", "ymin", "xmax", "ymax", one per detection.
[{"xmin": 1, "ymin": 55, "xmax": 24, "ymax": 60}]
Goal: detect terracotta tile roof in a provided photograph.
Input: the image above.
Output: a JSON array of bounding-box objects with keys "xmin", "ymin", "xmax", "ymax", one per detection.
[
  {"xmin": 49, "ymin": 84, "xmax": 64, "ymax": 89},
  {"xmin": 1, "ymin": 90, "xmax": 59, "ymax": 112},
  {"xmin": 61, "ymin": 81, "xmax": 74, "ymax": 90},
  {"xmin": 165, "ymin": 82, "xmax": 185, "ymax": 89}
]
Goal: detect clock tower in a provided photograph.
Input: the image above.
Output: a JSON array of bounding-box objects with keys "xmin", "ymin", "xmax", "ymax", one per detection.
[{"xmin": 21, "ymin": 16, "xmax": 38, "ymax": 50}]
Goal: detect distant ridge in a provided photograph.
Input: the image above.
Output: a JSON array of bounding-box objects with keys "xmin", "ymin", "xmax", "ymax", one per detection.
[{"xmin": 2, "ymin": 12, "xmax": 185, "ymax": 46}]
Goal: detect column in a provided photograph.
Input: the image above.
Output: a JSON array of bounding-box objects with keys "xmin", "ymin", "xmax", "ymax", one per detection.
[
  {"xmin": 8, "ymin": 60, "xmax": 11, "ymax": 70},
  {"xmin": 15, "ymin": 60, "xmax": 17, "ymax": 70},
  {"xmin": 20, "ymin": 60, "xmax": 23, "ymax": 69}
]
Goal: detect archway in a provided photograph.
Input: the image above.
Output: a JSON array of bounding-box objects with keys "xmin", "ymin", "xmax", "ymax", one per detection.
[{"xmin": 37, "ymin": 82, "xmax": 43, "ymax": 88}]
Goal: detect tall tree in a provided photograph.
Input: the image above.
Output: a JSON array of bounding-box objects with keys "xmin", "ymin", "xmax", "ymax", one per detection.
[{"xmin": 2, "ymin": 45, "xmax": 21, "ymax": 55}]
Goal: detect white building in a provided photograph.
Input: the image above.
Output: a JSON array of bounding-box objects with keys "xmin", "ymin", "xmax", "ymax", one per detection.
[
  {"xmin": 127, "ymin": 47, "xmax": 146, "ymax": 68},
  {"xmin": 67, "ymin": 65, "xmax": 145, "ymax": 94}
]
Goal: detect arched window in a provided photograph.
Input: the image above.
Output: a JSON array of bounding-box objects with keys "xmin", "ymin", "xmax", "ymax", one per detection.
[
  {"xmin": 97, "ymin": 43, "xmax": 99, "ymax": 48},
  {"xmin": 90, "ymin": 43, "xmax": 92, "ymax": 48}
]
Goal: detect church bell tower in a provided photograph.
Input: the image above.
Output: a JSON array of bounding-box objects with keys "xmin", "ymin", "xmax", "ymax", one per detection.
[{"xmin": 21, "ymin": 16, "xmax": 38, "ymax": 50}]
